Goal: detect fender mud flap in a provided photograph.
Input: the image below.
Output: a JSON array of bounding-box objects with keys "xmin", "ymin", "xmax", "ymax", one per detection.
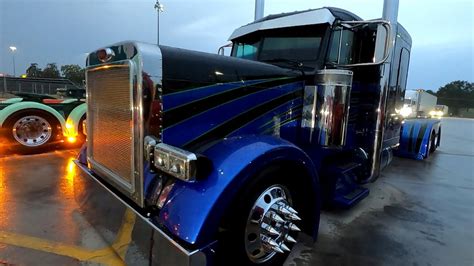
[{"xmin": 74, "ymin": 161, "xmax": 209, "ymax": 266}]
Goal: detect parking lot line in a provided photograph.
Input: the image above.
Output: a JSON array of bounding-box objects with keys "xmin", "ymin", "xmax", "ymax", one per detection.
[{"xmin": 0, "ymin": 209, "xmax": 137, "ymax": 265}]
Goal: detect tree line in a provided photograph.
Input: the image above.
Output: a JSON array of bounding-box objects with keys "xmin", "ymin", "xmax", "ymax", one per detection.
[
  {"xmin": 25, "ymin": 63, "xmax": 85, "ymax": 86},
  {"xmin": 426, "ymin": 81, "xmax": 474, "ymax": 116}
]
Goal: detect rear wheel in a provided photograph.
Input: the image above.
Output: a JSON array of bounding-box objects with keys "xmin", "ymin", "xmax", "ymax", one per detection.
[
  {"xmin": 217, "ymin": 168, "xmax": 303, "ymax": 265},
  {"xmin": 429, "ymin": 131, "xmax": 437, "ymax": 154},
  {"xmin": 4, "ymin": 110, "xmax": 60, "ymax": 153},
  {"xmin": 77, "ymin": 115, "xmax": 87, "ymax": 141}
]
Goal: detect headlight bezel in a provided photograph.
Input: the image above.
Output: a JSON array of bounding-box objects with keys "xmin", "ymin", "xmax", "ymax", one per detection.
[{"xmin": 153, "ymin": 142, "xmax": 198, "ymax": 182}]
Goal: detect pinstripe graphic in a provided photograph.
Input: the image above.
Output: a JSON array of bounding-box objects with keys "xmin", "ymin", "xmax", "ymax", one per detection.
[
  {"xmin": 162, "ymin": 79, "xmax": 269, "ymax": 110},
  {"xmin": 183, "ymin": 90, "xmax": 302, "ymax": 149},
  {"xmin": 263, "ymin": 115, "xmax": 303, "ymax": 134},
  {"xmin": 227, "ymin": 100, "xmax": 303, "ymax": 137},
  {"xmin": 258, "ymin": 106, "xmax": 303, "ymax": 131},
  {"xmin": 163, "ymin": 77, "xmax": 299, "ymax": 128},
  {"xmin": 162, "ymin": 81, "xmax": 304, "ymax": 147}
]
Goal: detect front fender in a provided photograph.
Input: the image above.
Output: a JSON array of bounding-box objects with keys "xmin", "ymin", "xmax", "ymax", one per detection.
[
  {"xmin": 0, "ymin": 101, "xmax": 67, "ymax": 135},
  {"xmin": 159, "ymin": 135, "xmax": 320, "ymax": 246},
  {"xmin": 396, "ymin": 119, "xmax": 441, "ymax": 160},
  {"xmin": 65, "ymin": 103, "xmax": 87, "ymax": 137}
]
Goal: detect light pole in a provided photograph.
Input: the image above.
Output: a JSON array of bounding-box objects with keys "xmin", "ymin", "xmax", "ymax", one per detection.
[
  {"xmin": 154, "ymin": 1, "xmax": 164, "ymax": 45},
  {"xmin": 9, "ymin": 46, "xmax": 17, "ymax": 77}
]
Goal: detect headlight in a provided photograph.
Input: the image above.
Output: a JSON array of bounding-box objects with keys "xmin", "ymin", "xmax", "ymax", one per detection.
[
  {"xmin": 429, "ymin": 110, "xmax": 436, "ymax": 116},
  {"xmin": 400, "ymin": 106, "xmax": 412, "ymax": 117},
  {"xmin": 436, "ymin": 111, "xmax": 443, "ymax": 116},
  {"xmin": 153, "ymin": 143, "xmax": 197, "ymax": 182}
]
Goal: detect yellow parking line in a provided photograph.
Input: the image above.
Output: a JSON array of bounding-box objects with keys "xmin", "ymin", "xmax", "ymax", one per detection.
[
  {"xmin": 0, "ymin": 209, "xmax": 137, "ymax": 265},
  {"xmin": 0, "ymin": 230, "xmax": 124, "ymax": 265},
  {"xmin": 111, "ymin": 209, "xmax": 137, "ymax": 260}
]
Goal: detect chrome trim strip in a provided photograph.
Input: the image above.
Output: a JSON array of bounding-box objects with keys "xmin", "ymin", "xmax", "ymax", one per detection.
[{"xmin": 74, "ymin": 160, "xmax": 209, "ymax": 266}]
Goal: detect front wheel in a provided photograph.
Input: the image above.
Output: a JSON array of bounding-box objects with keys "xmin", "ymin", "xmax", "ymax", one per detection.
[{"xmin": 217, "ymin": 169, "xmax": 303, "ymax": 265}]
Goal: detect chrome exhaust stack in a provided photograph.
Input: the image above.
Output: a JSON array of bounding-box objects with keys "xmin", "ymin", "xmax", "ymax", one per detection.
[
  {"xmin": 254, "ymin": 0, "xmax": 265, "ymax": 21},
  {"xmin": 368, "ymin": 0, "xmax": 400, "ymax": 181}
]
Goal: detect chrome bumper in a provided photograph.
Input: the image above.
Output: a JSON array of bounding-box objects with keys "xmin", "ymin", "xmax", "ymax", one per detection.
[{"xmin": 74, "ymin": 161, "xmax": 209, "ymax": 266}]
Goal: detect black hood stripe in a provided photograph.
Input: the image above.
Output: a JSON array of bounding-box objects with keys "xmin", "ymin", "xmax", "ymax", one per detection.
[
  {"xmin": 184, "ymin": 90, "xmax": 302, "ymax": 149},
  {"xmin": 415, "ymin": 123, "xmax": 428, "ymax": 153},
  {"xmin": 163, "ymin": 77, "xmax": 299, "ymax": 128},
  {"xmin": 407, "ymin": 122, "xmax": 414, "ymax": 153}
]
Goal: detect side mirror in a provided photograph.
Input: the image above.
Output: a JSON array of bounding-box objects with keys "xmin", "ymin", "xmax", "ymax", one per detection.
[
  {"xmin": 329, "ymin": 20, "xmax": 391, "ymax": 67},
  {"xmin": 217, "ymin": 42, "xmax": 233, "ymax": 56}
]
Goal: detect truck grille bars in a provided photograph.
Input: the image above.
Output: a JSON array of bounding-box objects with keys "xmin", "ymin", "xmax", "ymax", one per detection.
[{"xmin": 87, "ymin": 63, "xmax": 144, "ymax": 206}]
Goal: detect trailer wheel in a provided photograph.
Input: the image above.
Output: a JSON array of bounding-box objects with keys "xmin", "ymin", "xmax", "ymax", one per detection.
[
  {"xmin": 4, "ymin": 110, "xmax": 60, "ymax": 153},
  {"xmin": 217, "ymin": 167, "xmax": 302, "ymax": 265}
]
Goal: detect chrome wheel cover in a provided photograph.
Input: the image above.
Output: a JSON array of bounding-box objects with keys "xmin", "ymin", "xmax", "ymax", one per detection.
[
  {"xmin": 244, "ymin": 185, "xmax": 301, "ymax": 264},
  {"xmin": 12, "ymin": 115, "xmax": 52, "ymax": 147}
]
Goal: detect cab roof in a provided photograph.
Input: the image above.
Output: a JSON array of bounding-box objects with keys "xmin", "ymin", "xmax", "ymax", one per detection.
[{"xmin": 229, "ymin": 7, "xmax": 362, "ymax": 40}]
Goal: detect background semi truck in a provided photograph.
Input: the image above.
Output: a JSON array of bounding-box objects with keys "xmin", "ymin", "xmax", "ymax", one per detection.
[
  {"xmin": 74, "ymin": 0, "xmax": 441, "ymax": 265},
  {"xmin": 402, "ymin": 89, "xmax": 438, "ymax": 118}
]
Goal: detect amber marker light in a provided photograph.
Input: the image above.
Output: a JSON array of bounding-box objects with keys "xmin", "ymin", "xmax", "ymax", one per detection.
[{"xmin": 67, "ymin": 136, "xmax": 77, "ymax": 144}]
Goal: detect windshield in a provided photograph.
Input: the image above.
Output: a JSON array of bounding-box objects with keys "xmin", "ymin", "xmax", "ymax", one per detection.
[{"xmin": 231, "ymin": 26, "xmax": 325, "ymax": 69}]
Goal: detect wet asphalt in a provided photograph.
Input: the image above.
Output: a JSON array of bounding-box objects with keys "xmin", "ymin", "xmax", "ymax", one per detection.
[{"xmin": 0, "ymin": 117, "xmax": 473, "ymax": 266}]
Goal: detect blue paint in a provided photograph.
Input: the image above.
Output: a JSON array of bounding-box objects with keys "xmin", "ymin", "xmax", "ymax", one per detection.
[
  {"xmin": 396, "ymin": 119, "xmax": 441, "ymax": 160},
  {"xmin": 158, "ymin": 135, "xmax": 320, "ymax": 246},
  {"xmin": 163, "ymin": 81, "xmax": 304, "ymax": 147},
  {"xmin": 162, "ymin": 79, "xmax": 267, "ymax": 110}
]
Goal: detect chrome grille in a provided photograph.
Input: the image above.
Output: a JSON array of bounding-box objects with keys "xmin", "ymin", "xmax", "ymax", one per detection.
[{"xmin": 87, "ymin": 66, "xmax": 134, "ymax": 191}]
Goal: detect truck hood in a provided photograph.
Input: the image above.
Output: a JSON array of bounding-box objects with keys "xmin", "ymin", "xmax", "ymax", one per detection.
[{"xmin": 159, "ymin": 45, "xmax": 299, "ymax": 94}]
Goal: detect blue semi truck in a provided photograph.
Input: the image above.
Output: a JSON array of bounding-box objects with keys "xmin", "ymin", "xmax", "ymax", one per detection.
[{"xmin": 75, "ymin": 0, "xmax": 441, "ymax": 265}]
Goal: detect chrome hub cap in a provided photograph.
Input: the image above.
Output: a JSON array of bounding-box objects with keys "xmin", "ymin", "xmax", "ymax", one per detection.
[
  {"xmin": 245, "ymin": 185, "xmax": 301, "ymax": 263},
  {"xmin": 12, "ymin": 116, "xmax": 52, "ymax": 147}
]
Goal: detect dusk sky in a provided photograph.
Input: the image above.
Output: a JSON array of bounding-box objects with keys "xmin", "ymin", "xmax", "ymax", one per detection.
[{"xmin": 0, "ymin": 0, "xmax": 472, "ymax": 90}]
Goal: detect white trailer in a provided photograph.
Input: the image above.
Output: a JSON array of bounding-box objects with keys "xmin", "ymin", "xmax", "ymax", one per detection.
[{"xmin": 402, "ymin": 90, "xmax": 437, "ymax": 118}]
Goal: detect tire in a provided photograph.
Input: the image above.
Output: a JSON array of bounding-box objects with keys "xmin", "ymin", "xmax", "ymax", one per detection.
[
  {"xmin": 77, "ymin": 114, "xmax": 87, "ymax": 141},
  {"xmin": 429, "ymin": 131, "xmax": 437, "ymax": 154},
  {"xmin": 436, "ymin": 128, "xmax": 441, "ymax": 147},
  {"xmin": 216, "ymin": 166, "xmax": 305, "ymax": 266},
  {"xmin": 3, "ymin": 110, "xmax": 60, "ymax": 154}
]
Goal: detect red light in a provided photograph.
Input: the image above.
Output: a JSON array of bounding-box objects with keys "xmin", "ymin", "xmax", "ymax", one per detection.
[
  {"xmin": 96, "ymin": 49, "xmax": 107, "ymax": 62},
  {"xmin": 96, "ymin": 48, "xmax": 114, "ymax": 63}
]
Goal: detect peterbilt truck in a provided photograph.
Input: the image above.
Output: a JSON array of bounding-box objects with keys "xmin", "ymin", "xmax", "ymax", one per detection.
[
  {"xmin": 0, "ymin": 89, "xmax": 86, "ymax": 153},
  {"xmin": 75, "ymin": 0, "xmax": 441, "ymax": 265}
]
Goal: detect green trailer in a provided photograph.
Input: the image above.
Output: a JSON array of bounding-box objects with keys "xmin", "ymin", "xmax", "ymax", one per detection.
[{"xmin": 0, "ymin": 91, "xmax": 86, "ymax": 153}]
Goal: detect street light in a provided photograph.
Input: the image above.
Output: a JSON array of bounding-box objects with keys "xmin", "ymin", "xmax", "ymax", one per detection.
[
  {"xmin": 9, "ymin": 46, "xmax": 17, "ymax": 77},
  {"xmin": 154, "ymin": 1, "xmax": 164, "ymax": 45}
]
